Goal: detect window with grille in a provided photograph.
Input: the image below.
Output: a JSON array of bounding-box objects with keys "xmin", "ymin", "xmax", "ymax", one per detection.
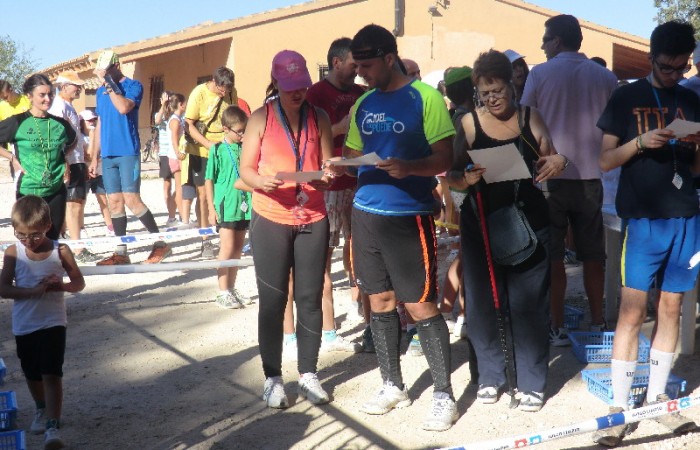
[
  {"xmin": 148, "ymin": 75, "xmax": 164, "ymax": 125},
  {"xmin": 318, "ymin": 64, "xmax": 329, "ymax": 81}
]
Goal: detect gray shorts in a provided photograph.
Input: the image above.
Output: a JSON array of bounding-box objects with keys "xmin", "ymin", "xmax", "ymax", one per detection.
[{"xmin": 543, "ymin": 179, "xmax": 605, "ymax": 261}]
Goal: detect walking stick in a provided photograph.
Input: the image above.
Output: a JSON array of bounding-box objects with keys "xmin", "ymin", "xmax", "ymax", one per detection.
[{"xmin": 473, "ymin": 184, "xmax": 518, "ymax": 408}]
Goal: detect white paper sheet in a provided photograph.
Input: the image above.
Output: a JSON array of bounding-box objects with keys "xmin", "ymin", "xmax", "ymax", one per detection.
[
  {"xmin": 275, "ymin": 171, "xmax": 325, "ymax": 183},
  {"xmin": 331, "ymin": 152, "xmax": 382, "ymax": 166},
  {"xmin": 466, "ymin": 143, "xmax": 532, "ymax": 184},
  {"xmin": 665, "ymin": 119, "xmax": 700, "ymax": 139}
]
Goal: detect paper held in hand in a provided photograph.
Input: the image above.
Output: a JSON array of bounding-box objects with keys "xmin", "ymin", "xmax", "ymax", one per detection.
[
  {"xmin": 331, "ymin": 152, "xmax": 383, "ymax": 166},
  {"xmin": 275, "ymin": 171, "xmax": 325, "ymax": 183},
  {"xmin": 665, "ymin": 119, "xmax": 700, "ymax": 139},
  {"xmin": 466, "ymin": 143, "xmax": 532, "ymax": 183}
]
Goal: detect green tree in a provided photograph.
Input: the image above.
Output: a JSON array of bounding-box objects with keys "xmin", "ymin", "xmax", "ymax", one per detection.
[
  {"xmin": 0, "ymin": 35, "xmax": 37, "ymax": 91},
  {"xmin": 655, "ymin": 1, "xmax": 700, "ymax": 38}
]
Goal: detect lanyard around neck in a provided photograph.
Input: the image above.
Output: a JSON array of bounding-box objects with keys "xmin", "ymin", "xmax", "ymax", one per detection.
[
  {"xmin": 276, "ymin": 100, "xmax": 308, "ymax": 172},
  {"xmin": 648, "ymin": 77, "xmax": 678, "ymax": 127},
  {"xmin": 222, "ymin": 141, "xmax": 240, "ymax": 180},
  {"xmin": 649, "ymin": 79, "xmax": 680, "ymax": 173}
]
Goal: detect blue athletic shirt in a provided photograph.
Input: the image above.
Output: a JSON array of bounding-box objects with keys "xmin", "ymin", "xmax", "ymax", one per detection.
[
  {"xmin": 96, "ymin": 77, "xmax": 143, "ymax": 157},
  {"xmin": 345, "ymin": 80, "xmax": 455, "ymax": 216}
]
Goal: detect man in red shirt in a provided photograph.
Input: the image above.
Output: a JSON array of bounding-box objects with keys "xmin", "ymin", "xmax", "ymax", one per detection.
[{"xmin": 306, "ymin": 37, "xmax": 367, "ymax": 353}]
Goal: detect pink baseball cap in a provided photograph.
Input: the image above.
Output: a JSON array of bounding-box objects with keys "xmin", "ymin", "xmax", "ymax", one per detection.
[{"xmin": 271, "ymin": 50, "xmax": 313, "ymax": 92}]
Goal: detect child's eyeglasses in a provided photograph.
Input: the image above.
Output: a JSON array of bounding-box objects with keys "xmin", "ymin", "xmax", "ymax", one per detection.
[
  {"xmin": 231, "ymin": 128, "xmax": 245, "ymax": 138},
  {"xmin": 14, "ymin": 231, "xmax": 45, "ymax": 242}
]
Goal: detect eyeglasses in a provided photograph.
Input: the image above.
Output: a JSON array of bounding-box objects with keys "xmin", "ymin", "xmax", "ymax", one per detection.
[
  {"xmin": 653, "ymin": 58, "xmax": 691, "ymax": 75},
  {"xmin": 231, "ymin": 128, "xmax": 245, "ymax": 138},
  {"xmin": 477, "ymin": 86, "xmax": 508, "ymax": 102},
  {"xmin": 14, "ymin": 231, "xmax": 45, "ymax": 243},
  {"xmin": 215, "ymin": 84, "xmax": 231, "ymax": 95}
]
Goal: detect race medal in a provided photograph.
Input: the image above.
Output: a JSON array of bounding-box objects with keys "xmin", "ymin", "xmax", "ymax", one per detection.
[
  {"xmin": 672, "ymin": 173, "xmax": 683, "ymax": 190},
  {"xmin": 41, "ymin": 170, "xmax": 52, "ymax": 187},
  {"xmin": 296, "ymin": 190, "xmax": 309, "ymax": 206},
  {"xmin": 240, "ymin": 201, "xmax": 248, "ymax": 213}
]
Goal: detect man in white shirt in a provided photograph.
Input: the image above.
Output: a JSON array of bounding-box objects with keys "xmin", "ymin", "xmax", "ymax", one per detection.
[{"xmin": 48, "ymin": 71, "xmax": 100, "ymax": 263}]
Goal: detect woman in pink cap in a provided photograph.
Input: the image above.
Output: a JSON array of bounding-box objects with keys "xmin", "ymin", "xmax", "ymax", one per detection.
[{"xmin": 240, "ymin": 50, "xmax": 335, "ymax": 409}]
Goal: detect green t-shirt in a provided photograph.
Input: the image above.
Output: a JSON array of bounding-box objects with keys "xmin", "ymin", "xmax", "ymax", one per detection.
[
  {"xmin": 205, "ymin": 141, "xmax": 251, "ymax": 223},
  {"xmin": 0, "ymin": 112, "xmax": 75, "ymax": 196}
]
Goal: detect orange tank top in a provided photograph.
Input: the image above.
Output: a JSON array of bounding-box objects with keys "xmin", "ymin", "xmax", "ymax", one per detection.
[{"xmin": 252, "ymin": 100, "xmax": 326, "ymax": 225}]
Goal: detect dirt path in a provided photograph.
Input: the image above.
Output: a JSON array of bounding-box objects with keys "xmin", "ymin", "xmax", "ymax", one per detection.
[{"xmin": 0, "ymin": 164, "xmax": 699, "ymax": 449}]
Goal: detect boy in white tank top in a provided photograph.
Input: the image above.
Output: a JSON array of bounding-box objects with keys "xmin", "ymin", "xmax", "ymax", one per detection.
[{"xmin": 0, "ymin": 195, "xmax": 84, "ymax": 450}]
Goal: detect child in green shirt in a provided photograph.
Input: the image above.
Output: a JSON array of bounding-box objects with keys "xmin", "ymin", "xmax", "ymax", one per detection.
[{"xmin": 204, "ymin": 106, "xmax": 252, "ymax": 308}]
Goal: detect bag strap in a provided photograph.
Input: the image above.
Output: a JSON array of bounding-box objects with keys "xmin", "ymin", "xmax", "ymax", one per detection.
[
  {"xmin": 512, "ymin": 106, "xmax": 525, "ymax": 202},
  {"xmin": 201, "ymin": 96, "xmax": 225, "ymax": 133}
]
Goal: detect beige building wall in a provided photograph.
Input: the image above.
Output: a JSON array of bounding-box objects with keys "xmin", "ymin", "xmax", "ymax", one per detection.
[{"xmin": 43, "ymin": 0, "xmax": 650, "ymax": 143}]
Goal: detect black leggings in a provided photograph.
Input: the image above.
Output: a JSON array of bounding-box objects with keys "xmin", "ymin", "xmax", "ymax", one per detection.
[
  {"xmin": 17, "ymin": 185, "xmax": 67, "ymax": 241},
  {"xmin": 250, "ymin": 212, "xmax": 329, "ymax": 378}
]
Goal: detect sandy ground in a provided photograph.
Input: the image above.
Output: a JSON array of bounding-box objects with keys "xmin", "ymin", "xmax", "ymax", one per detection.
[{"xmin": 1, "ymin": 161, "xmax": 700, "ymax": 450}]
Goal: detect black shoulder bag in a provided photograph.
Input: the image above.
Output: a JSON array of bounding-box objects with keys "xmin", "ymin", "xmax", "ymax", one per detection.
[
  {"xmin": 184, "ymin": 96, "xmax": 225, "ymax": 144},
  {"xmin": 481, "ymin": 107, "xmax": 538, "ymax": 266}
]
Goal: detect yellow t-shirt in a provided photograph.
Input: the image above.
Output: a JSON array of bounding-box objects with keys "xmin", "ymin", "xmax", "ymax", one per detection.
[
  {"xmin": 0, "ymin": 95, "xmax": 30, "ymax": 120},
  {"xmin": 184, "ymin": 83, "xmax": 235, "ymax": 158}
]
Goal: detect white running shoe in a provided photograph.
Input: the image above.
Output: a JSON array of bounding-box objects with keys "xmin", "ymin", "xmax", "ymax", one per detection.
[
  {"xmin": 262, "ymin": 376, "xmax": 289, "ymax": 409},
  {"xmin": 165, "ymin": 217, "xmax": 180, "ymax": 228},
  {"xmin": 44, "ymin": 424, "xmax": 65, "ymax": 450},
  {"xmin": 232, "ymin": 289, "xmax": 254, "ymax": 306},
  {"xmin": 321, "ymin": 335, "xmax": 362, "ymax": 353},
  {"xmin": 360, "ymin": 381, "xmax": 412, "ymax": 415},
  {"xmin": 298, "ymin": 373, "xmax": 330, "ymax": 405},
  {"xmin": 549, "ymin": 327, "xmax": 570, "ymax": 347},
  {"xmin": 422, "ymin": 395, "xmax": 458, "ymax": 431},
  {"xmin": 30, "ymin": 408, "xmax": 45, "ymax": 434},
  {"xmin": 214, "ymin": 292, "xmax": 241, "ymax": 309},
  {"xmin": 453, "ymin": 315, "xmax": 467, "ymax": 339}
]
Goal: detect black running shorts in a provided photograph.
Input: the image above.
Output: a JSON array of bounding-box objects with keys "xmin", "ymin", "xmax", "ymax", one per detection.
[{"xmin": 351, "ymin": 208, "xmax": 437, "ymax": 303}]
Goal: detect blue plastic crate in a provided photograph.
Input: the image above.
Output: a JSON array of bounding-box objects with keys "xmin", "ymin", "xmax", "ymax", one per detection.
[
  {"xmin": 581, "ymin": 365, "xmax": 686, "ymax": 407},
  {"xmin": 0, "ymin": 392, "xmax": 17, "ymax": 431},
  {"xmin": 563, "ymin": 305, "xmax": 584, "ymax": 330},
  {"xmin": 569, "ymin": 331, "xmax": 650, "ymax": 364},
  {"xmin": 0, "ymin": 430, "xmax": 24, "ymax": 450}
]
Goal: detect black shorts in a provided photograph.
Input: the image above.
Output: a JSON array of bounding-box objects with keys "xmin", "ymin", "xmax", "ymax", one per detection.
[
  {"xmin": 351, "ymin": 208, "xmax": 437, "ymax": 302},
  {"xmin": 66, "ymin": 163, "xmax": 88, "ymax": 201},
  {"xmin": 187, "ymin": 154, "xmax": 208, "ymax": 187},
  {"xmin": 88, "ymin": 175, "xmax": 106, "ymax": 195},
  {"xmin": 218, "ymin": 220, "xmax": 250, "ymax": 231},
  {"xmin": 543, "ymin": 179, "xmax": 605, "ymax": 261},
  {"xmin": 15, "ymin": 326, "xmax": 66, "ymax": 381},
  {"xmin": 159, "ymin": 156, "xmax": 173, "ymax": 179}
]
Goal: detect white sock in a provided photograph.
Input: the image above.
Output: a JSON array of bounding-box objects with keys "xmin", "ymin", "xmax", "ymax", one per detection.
[
  {"xmin": 115, "ymin": 244, "xmax": 127, "ymax": 256},
  {"xmin": 646, "ymin": 348, "xmax": 674, "ymax": 402},
  {"xmin": 611, "ymin": 359, "xmax": 637, "ymax": 409}
]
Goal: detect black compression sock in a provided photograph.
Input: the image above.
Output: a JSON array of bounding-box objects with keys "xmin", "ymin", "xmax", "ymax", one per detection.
[
  {"xmin": 417, "ymin": 314, "xmax": 453, "ymax": 397},
  {"xmin": 136, "ymin": 209, "xmax": 159, "ymax": 233},
  {"xmin": 370, "ymin": 310, "xmax": 403, "ymax": 388}
]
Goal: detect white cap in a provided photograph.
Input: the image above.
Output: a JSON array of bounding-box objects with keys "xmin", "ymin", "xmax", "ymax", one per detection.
[
  {"xmin": 79, "ymin": 109, "xmax": 97, "ymax": 121},
  {"xmin": 693, "ymin": 41, "xmax": 700, "ymax": 66},
  {"xmin": 504, "ymin": 49, "xmax": 525, "ymax": 64},
  {"xmin": 55, "ymin": 71, "xmax": 85, "ymax": 86}
]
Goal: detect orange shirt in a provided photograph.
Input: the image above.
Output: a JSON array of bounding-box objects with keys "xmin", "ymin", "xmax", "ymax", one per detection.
[{"xmin": 252, "ymin": 101, "xmax": 326, "ymax": 225}]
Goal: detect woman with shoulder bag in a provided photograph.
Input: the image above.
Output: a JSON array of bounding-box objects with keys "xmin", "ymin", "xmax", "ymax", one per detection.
[{"xmin": 449, "ymin": 50, "xmax": 567, "ymax": 412}]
